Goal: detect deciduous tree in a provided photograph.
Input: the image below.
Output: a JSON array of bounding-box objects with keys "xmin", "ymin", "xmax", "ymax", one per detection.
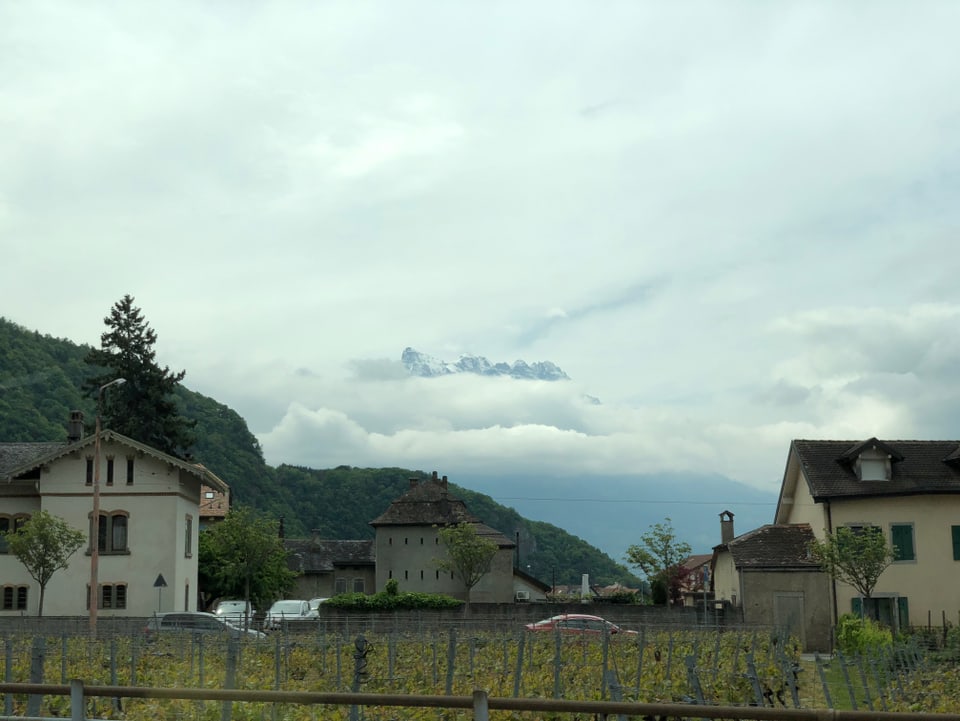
[
  {"xmin": 809, "ymin": 525, "xmax": 894, "ymax": 618},
  {"xmin": 199, "ymin": 507, "xmax": 296, "ymax": 621},
  {"xmin": 625, "ymin": 518, "xmax": 692, "ymax": 605},
  {"xmin": 4, "ymin": 511, "xmax": 85, "ymax": 616},
  {"xmin": 434, "ymin": 522, "xmax": 499, "ymax": 604},
  {"xmin": 84, "ymin": 294, "xmax": 196, "ymax": 458}
]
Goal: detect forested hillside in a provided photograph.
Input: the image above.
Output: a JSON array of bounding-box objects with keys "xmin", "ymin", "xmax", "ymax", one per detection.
[{"xmin": 0, "ymin": 316, "xmax": 640, "ymax": 586}]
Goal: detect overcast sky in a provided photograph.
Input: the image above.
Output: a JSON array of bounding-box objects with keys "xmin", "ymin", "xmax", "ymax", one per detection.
[{"xmin": 5, "ymin": 3, "xmax": 960, "ymax": 516}]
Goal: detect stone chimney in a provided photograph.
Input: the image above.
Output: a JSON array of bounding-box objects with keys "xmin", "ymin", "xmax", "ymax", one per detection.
[
  {"xmin": 720, "ymin": 510, "xmax": 735, "ymax": 544},
  {"xmin": 67, "ymin": 410, "xmax": 84, "ymax": 442},
  {"xmin": 409, "ymin": 477, "xmax": 418, "ymax": 489}
]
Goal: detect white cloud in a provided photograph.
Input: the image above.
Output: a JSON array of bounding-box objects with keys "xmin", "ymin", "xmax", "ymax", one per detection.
[{"xmin": 3, "ymin": 3, "xmax": 960, "ymax": 540}]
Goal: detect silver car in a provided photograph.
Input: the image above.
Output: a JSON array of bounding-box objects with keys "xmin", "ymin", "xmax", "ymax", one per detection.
[
  {"xmin": 214, "ymin": 600, "xmax": 257, "ymax": 628},
  {"xmin": 264, "ymin": 599, "xmax": 312, "ymax": 630}
]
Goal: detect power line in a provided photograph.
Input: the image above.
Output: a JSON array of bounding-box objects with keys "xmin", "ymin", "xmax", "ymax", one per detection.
[{"xmin": 493, "ymin": 496, "xmax": 776, "ymax": 505}]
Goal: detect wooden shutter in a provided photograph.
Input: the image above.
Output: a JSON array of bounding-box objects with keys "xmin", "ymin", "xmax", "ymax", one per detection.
[
  {"xmin": 952, "ymin": 526, "xmax": 960, "ymax": 561},
  {"xmin": 897, "ymin": 597, "xmax": 909, "ymax": 630}
]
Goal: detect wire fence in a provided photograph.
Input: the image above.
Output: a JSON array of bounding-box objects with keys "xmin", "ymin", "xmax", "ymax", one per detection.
[{"xmin": 0, "ymin": 617, "xmax": 937, "ymax": 720}]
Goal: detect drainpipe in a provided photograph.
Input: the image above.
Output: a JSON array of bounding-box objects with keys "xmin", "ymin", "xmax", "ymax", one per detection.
[{"xmin": 825, "ymin": 501, "xmax": 838, "ymax": 635}]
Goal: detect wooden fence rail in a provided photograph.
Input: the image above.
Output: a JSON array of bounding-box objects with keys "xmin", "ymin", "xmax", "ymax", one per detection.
[{"xmin": 4, "ymin": 681, "xmax": 960, "ymax": 721}]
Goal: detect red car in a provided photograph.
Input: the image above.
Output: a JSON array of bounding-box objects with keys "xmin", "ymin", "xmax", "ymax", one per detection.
[{"xmin": 524, "ymin": 613, "xmax": 636, "ymax": 635}]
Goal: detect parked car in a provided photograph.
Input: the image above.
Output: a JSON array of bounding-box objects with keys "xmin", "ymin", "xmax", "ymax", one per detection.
[
  {"xmin": 264, "ymin": 599, "xmax": 312, "ymax": 630},
  {"xmin": 524, "ymin": 614, "xmax": 636, "ymax": 635},
  {"xmin": 308, "ymin": 597, "xmax": 329, "ymax": 613},
  {"xmin": 214, "ymin": 600, "xmax": 257, "ymax": 627},
  {"xmin": 144, "ymin": 612, "xmax": 266, "ymax": 641}
]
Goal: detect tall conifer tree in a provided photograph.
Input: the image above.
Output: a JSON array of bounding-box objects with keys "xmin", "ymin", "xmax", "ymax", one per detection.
[{"xmin": 84, "ymin": 294, "xmax": 196, "ymax": 457}]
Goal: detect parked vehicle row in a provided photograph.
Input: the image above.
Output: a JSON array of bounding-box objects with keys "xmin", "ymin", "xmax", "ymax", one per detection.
[{"xmin": 144, "ymin": 612, "xmax": 266, "ymax": 640}]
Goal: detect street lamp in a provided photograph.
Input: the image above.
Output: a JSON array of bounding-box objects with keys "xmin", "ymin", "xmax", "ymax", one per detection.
[{"xmin": 90, "ymin": 377, "xmax": 125, "ymax": 636}]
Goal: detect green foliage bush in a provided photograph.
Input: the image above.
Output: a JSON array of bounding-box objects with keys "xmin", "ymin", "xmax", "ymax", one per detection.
[
  {"xmin": 835, "ymin": 613, "xmax": 893, "ymax": 656},
  {"xmin": 324, "ymin": 588, "xmax": 462, "ymax": 610}
]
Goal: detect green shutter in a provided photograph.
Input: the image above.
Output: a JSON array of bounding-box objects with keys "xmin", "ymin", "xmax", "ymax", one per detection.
[
  {"xmin": 851, "ymin": 597, "xmax": 863, "ymax": 616},
  {"xmin": 952, "ymin": 526, "xmax": 960, "ymax": 561},
  {"xmin": 897, "ymin": 597, "xmax": 910, "ymax": 630},
  {"xmin": 891, "ymin": 524, "xmax": 915, "ymax": 561}
]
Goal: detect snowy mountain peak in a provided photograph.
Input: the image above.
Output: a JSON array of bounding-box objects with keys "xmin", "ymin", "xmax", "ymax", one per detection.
[{"xmin": 401, "ymin": 348, "xmax": 570, "ymax": 381}]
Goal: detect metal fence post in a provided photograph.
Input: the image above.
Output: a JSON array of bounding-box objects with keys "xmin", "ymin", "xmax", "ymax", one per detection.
[
  {"xmin": 70, "ymin": 678, "xmax": 85, "ymax": 721},
  {"xmin": 472, "ymin": 688, "xmax": 489, "ymax": 721}
]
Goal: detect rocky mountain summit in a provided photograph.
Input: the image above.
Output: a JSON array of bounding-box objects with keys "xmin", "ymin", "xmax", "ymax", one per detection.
[{"xmin": 401, "ymin": 347, "xmax": 570, "ymax": 381}]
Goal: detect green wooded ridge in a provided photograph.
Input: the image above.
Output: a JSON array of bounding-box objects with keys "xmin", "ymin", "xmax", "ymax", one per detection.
[{"xmin": 0, "ymin": 317, "xmax": 640, "ymax": 586}]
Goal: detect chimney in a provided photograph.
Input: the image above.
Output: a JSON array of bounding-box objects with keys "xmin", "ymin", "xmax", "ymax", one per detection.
[
  {"xmin": 441, "ymin": 475, "xmax": 448, "ymax": 488},
  {"xmin": 720, "ymin": 510, "xmax": 735, "ymax": 544},
  {"xmin": 409, "ymin": 477, "xmax": 418, "ymax": 489},
  {"xmin": 432, "ymin": 470, "xmax": 439, "ymax": 482},
  {"xmin": 67, "ymin": 410, "xmax": 84, "ymax": 443}
]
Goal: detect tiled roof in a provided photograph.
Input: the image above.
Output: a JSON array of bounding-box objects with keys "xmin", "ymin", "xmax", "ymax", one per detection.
[
  {"xmin": 792, "ymin": 439, "xmax": 960, "ymax": 500},
  {"xmin": 284, "ymin": 539, "xmax": 375, "ymax": 573},
  {"xmin": 0, "ymin": 442, "xmax": 69, "ymax": 478},
  {"xmin": 683, "ymin": 553, "xmax": 712, "ymax": 570},
  {"xmin": 725, "ymin": 524, "xmax": 819, "ymax": 569},
  {"xmin": 370, "ymin": 476, "xmax": 479, "ymax": 527}
]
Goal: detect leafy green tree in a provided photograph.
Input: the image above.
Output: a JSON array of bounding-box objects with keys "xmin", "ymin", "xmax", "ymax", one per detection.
[
  {"xmin": 434, "ymin": 522, "xmax": 499, "ymax": 604},
  {"xmin": 625, "ymin": 518, "xmax": 692, "ymax": 605},
  {"xmin": 199, "ymin": 507, "xmax": 296, "ymax": 620},
  {"xmin": 3, "ymin": 511, "xmax": 85, "ymax": 616},
  {"xmin": 809, "ymin": 526, "xmax": 894, "ymax": 618},
  {"xmin": 84, "ymin": 294, "xmax": 196, "ymax": 458}
]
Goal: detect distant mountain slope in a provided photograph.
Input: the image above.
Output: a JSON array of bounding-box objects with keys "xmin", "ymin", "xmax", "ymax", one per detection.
[
  {"xmin": 0, "ymin": 316, "xmax": 639, "ymax": 586},
  {"xmin": 402, "ymin": 347, "xmax": 570, "ymax": 381}
]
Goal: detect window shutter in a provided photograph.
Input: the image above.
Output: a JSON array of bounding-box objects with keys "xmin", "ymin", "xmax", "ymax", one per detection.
[
  {"xmin": 952, "ymin": 526, "xmax": 960, "ymax": 561},
  {"xmin": 891, "ymin": 525, "xmax": 915, "ymax": 561},
  {"xmin": 897, "ymin": 597, "xmax": 909, "ymax": 630}
]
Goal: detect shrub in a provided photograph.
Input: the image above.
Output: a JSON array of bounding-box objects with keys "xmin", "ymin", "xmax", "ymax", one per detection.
[
  {"xmin": 324, "ymin": 588, "xmax": 463, "ymax": 611},
  {"xmin": 835, "ymin": 613, "xmax": 893, "ymax": 656}
]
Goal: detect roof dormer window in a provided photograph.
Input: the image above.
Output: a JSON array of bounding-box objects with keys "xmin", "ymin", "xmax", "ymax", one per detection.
[{"xmin": 855, "ymin": 448, "xmax": 891, "ymax": 481}]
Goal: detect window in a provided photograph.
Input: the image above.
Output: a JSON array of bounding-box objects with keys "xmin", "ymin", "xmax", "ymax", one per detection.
[
  {"xmin": 404, "ymin": 570, "xmax": 408, "ymax": 580},
  {"xmin": 91, "ymin": 512, "xmax": 129, "ymax": 554},
  {"xmin": 891, "ymin": 523, "xmax": 916, "ymax": 561},
  {"xmin": 88, "ymin": 584, "xmax": 127, "ymax": 610},
  {"xmin": 335, "ymin": 578, "xmax": 348, "ymax": 594},
  {"xmin": 101, "ymin": 584, "xmax": 127, "ymax": 609},
  {"xmin": 126, "ymin": 457, "xmax": 135, "ymax": 484},
  {"xmin": 2, "ymin": 585, "xmax": 29, "ymax": 610},
  {"xmin": 185, "ymin": 515, "xmax": 193, "ymax": 558},
  {"xmin": 86, "ymin": 457, "xmax": 93, "ymax": 485},
  {"xmin": 106, "ymin": 457, "xmax": 115, "ymax": 486},
  {"xmin": 953, "ymin": 526, "xmax": 960, "ymax": 561},
  {"xmin": 1, "ymin": 514, "xmax": 30, "ymax": 552},
  {"xmin": 353, "ymin": 578, "xmax": 364, "ymax": 593}
]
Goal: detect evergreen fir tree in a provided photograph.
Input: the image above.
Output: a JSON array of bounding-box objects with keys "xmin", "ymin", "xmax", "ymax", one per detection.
[{"xmin": 84, "ymin": 294, "xmax": 196, "ymax": 457}]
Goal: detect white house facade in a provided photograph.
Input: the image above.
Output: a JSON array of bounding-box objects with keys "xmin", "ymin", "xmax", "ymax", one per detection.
[{"xmin": 1, "ymin": 422, "xmax": 228, "ymax": 617}]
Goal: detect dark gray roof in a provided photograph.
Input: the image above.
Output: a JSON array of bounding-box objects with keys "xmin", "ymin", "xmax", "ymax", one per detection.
[
  {"xmin": 284, "ymin": 539, "xmax": 375, "ymax": 573},
  {"xmin": 722, "ymin": 524, "xmax": 820, "ymax": 569},
  {"xmin": 370, "ymin": 477, "xmax": 479, "ymax": 527},
  {"xmin": 0, "ymin": 442, "xmax": 69, "ymax": 477},
  {"xmin": 369, "ymin": 476, "xmax": 515, "ymax": 548},
  {"xmin": 792, "ymin": 439, "xmax": 960, "ymax": 500}
]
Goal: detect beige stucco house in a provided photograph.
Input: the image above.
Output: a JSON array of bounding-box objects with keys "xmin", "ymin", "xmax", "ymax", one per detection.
[
  {"xmin": 370, "ymin": 472, "xmax": 516, "ymax": 603},
  {"xmin": 0, "ymin": 416, "xmax": 228, "ymax": 617},
  {"xmin": 774, "ymin": 437, "xmax": 960, "ymax": 632}
]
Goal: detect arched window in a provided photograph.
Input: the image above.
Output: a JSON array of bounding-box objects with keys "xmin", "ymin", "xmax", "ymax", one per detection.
[{"xmin": 90, "ymin": 511, "xmax": 130, "ymax": 554}]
